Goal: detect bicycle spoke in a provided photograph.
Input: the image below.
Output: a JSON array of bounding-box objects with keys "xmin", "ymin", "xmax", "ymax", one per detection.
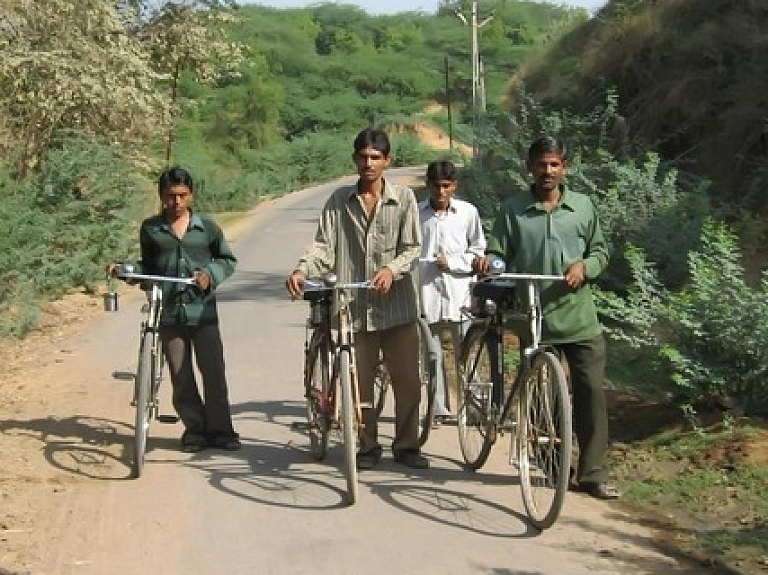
[{"xmin": 458, "ymin": 326, "xmax": 497, "ymax": 469}]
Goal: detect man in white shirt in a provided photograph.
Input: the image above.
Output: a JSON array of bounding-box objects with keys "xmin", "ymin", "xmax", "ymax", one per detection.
[{"xmin": 418, "ymin": 161, "xmax": 486, "ymax": 425}]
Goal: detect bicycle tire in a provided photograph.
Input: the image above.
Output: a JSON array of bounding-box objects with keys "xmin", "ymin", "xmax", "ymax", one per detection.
[
  {"xmin": 305, "ymin": 335, "xmax": 331, "ymax": 460},
  {"xmin": 457, "ymin": 324, "xmax": 498, "ymax": 469},
  {"xmin": 132, "ymin": 331, "xmax": 154, "ymax": 478},
  {"xmin": 518, "ymin": 350, "xmax": 572, "ymax": 530},
  {"xmin": 372, "ymin": 358, "xmax": 389, "ymax": 418},
  {"xmin": 417, "ymin": 317, "xmax": 437, "ymax": 447},
  {"xmin": 339, "ymin": 349, "xmax": 358, "ymax": 505}
]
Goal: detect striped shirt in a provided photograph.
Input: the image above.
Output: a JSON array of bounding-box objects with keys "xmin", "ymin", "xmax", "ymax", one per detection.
[{"xmin": 296, "ymin": 179, "xmax": 421, "ymax": 332}]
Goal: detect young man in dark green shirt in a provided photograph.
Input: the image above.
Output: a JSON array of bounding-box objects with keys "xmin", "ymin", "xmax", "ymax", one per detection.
[
  {"xmin": 478, "ymin": 136, "xmax": 619, "ymax": 499},
  {"xmin": 112, "ymin": 167, "xmax": 239, "ymax": 453}
]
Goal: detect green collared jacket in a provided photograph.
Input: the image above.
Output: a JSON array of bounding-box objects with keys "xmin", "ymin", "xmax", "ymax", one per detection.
[
  {"xmin": 134, "ymin": 211, "xmax": 236, "ymax": 325},
  {"xmin": 486, "ymin": 185, "xmax": 608, "ymax": 344}
]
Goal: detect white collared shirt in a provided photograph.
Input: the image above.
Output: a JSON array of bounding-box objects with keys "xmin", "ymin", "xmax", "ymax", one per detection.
[{"xmin": 418, "ymin": 197, "xmax": 486, "ymax": 323}]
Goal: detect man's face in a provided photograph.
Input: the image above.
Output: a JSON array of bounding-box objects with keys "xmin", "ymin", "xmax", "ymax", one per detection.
[
  {"xmin": 427, "ymin": 178, "xmax": 457, "ymax": 211},
  {"xmin": 528, "ymin": 152, "xmax": 568, "ymax": 194},
  {"xmin": 161, "ymin": 184, "xmax": 193, "ymax": 218},
  {"xmin": 353, "ymin": 146, "xmax": 391, "ymax": 184}
]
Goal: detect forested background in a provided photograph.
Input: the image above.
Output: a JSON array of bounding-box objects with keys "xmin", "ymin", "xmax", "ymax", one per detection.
[{"xmin": 1, "ymin": 0, "xmax": 767, "ymax": 416}]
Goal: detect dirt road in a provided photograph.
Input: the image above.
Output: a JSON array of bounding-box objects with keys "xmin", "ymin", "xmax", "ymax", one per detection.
[{"xmin": 0, "ymin": 169, "xmax": 706, "ymax": 575}]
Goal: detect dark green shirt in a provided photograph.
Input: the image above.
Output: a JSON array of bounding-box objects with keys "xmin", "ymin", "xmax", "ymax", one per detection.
[
  {"xmin": 486, "ymin": 186, "xmax": 608, "ymax": 344},
  {"xmin": 135, "ymin": 211, "xmax": 236, "ymax": 325}
]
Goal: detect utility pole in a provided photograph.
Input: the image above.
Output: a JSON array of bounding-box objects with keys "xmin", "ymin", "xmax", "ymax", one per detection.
[
  {"xmin": 454, "ymin": 1, "xmax": 493, "ymax": 160},
  {"xmin": 444, "ymin": 55, "xmax": 453, "ymax": 151}
]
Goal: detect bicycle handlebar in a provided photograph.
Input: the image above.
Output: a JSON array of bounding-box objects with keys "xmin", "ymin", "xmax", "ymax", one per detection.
[
  {"xmin": 479, "ymin": 272, "xmax": 564, "ymax": 283},
  {"xmin": 116, "ymin": 270, "xmax": 196, "ymax": 286},
  {"xmin": 304, "ymin": 277, "xmax": 371, "ymax": 291}
]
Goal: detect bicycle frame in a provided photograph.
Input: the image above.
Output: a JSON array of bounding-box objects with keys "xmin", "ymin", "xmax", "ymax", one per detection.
[
  {"xmin": 116, "ymin": 267, "xmax": 195, "ymax": 478},
  {"xmin": 302, "ymin": 276, "xmax": 370, "ymax": 504},
  {"xmin": 304, "ymin": 279, "xmax": 369, "ymax": 419},
  {"xmin": 471, "ymin": 273, "xmax": 563, "ymax": 420},
  {"xmin": 458, "ymin": 270, "xmax": 572, "ymax": 529}
]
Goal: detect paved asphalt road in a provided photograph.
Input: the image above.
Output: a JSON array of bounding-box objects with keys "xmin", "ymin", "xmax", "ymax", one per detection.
[{"xmin": 42, "ymin": 168, "xmax": 706, "ymax": 575}]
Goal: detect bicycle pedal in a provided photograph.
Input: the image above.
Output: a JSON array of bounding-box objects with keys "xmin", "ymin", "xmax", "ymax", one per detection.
[
  {"xmin": 291, "ymin": 421, "xmax": 311, "ymax": 430},
  {"xmin": 113, "ymin": 371, "xmax": 136, "ymax": 381},
  {"xmin": 156, "ymin": 414, "xmax": 179, "ymax": 424}
]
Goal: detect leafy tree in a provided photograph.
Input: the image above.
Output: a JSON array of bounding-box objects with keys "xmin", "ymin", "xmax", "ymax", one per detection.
[
  {"xmin": 0, "ymin": 0, "xmax": 169, "ymax": 178},
  {"xmin": 136, "ymin": 0, "xmax": 248, "ymax": 164}
]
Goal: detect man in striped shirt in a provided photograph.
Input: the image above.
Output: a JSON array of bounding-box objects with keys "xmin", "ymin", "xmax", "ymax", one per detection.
[{"xmin": 286, "ymin": 128, "xmax": 428, "ymax": 470}]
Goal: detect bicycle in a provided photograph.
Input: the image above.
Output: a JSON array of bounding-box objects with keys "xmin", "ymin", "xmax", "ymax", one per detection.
[
  {"xmin": 458, "ymin": 268, "xmax": 572, "ymax": 530},
  {"xmin": 371, "ymin": 315, "xmax": 440, "ymax": 447},
  {"xmin": 301, "ymin": 274, "xmax": 371, "ymax": 505},
  {"xmin": 113, "ymin": 264, "xmax": 195, "ymax": 479}
]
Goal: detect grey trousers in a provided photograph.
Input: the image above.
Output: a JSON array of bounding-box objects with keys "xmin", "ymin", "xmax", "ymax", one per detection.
[
  {"xmin": 160, "ymin": 323, "xmax": 236, "ymax": 439},
  {"xmin": 355, "ymin": 322, "xmax": 421, "ymax": 454},
  {"xmin": 553, "ymin": 334, "xmax": 609, "ymax": 484},
  {"xmin": 427, "ymin": 320, "xmax": 469, "ymax": 416}
]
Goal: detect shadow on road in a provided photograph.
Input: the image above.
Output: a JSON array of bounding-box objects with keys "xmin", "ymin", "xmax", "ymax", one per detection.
[{"xmin": 217, "ymin": 270, "xmax": 291, "ymax": 303}]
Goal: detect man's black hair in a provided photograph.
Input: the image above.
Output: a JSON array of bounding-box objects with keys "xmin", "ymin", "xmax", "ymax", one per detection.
[
  {"xmin": 158, "ymin": 166, "xmax": 194, "ymax": 195},
  {"xmin": 426, "ymin": 160, "xmax": 458, "ymax": 182},
  {"xmin": 353, "ymin": 127, "xmax": 391, "ymax": 156},
  {"xmin": 528, "ymin": 136, "xmax": 569, "ymax": 162}
]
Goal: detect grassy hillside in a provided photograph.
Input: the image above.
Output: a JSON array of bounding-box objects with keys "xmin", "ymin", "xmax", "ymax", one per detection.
[{"xmin": 510, "ymin": 0, "xmax": 768, "ymax": 208}]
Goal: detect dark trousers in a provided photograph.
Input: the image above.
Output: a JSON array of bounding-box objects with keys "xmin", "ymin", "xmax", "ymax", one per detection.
[
  {"xmin": 160, "ymin": 323, "xmax": 236, "ymax": 439},
  {"xmin": 554, "ymin": 334, "xmax": 609, "ymax": 484},
  {"xmin": 355, "ymin": 322, "xmax": 421, "ymax": 454}
]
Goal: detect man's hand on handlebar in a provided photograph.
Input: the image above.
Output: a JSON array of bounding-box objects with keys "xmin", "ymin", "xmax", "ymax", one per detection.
[
  {"xmin": 193, "ymin": 269, "xmax": 212, "ymax": 291},
  {"xmin": 286, "ymin": 270, "xmax": 306, "ymax": 299},
  {"xmin": 370, "ymin": 266, "xmax": 394, "ymax": 294},
  {"xmin": 564, "ymin": 261, "xmax": 587, "ymax": 289},
  {"xmin": 472, "ymin": 256, "xmax": 489, "ymax": 275}
]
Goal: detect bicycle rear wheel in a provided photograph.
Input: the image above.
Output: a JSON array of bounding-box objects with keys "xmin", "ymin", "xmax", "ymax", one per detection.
[
  {"xmin": 417, "ymin": 317, "xmax": 437, "ymax": 446},
  {"xmin": 339, "ymin": 349, "xmax": 358, "ymax": 505},
  {"xmin": 518, "ymin": 350, "xmax": 572, "ymax": 530},
  {"xmin": 457, "ymin": 324, "xmax": 498, "ymax": 470},
  {"xmin": 305, "ymin": 335, "xmax": 332, "ymax": 460},
  {"xmin": 132, "ymin": 331, "xmax": 154, "ymax": 478}
]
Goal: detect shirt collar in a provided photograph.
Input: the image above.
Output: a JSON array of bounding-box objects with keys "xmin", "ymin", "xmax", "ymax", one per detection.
[
  {"xmin": 157, "ymin": 209, "xmax": 204, "ymax": 232},
  {"xmin": 419, "ymin": 198, "xmax": 456, "ymax": 214},
  {"xmin": 345, "ymin": 178, "xmax": 401, "ymax": 205},
  {"xmin": 524, "ymin": 184, "xmax": 576, "ymax": 213}
]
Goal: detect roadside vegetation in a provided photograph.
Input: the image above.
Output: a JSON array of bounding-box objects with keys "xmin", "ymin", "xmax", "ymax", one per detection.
[{"xmin": 1, "ymin": 0, "xmax": 766, "ymax": 571}]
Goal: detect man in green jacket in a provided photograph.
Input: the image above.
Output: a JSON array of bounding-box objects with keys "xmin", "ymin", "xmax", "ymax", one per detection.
[
  {"xmin": 112, "ymin": 166, "xmax": 239, "ymax": 453},
  {"xmin": 478, "ymin": 136, "xmax": 619, "ymax": 499}
]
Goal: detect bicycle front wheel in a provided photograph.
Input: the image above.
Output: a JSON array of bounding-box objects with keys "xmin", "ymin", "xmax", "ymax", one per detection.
[
  {"xmin": 132, "ymin": 331, "xmax": 154, "ymax": 478},
  {"xmin": 457, "ymin": 324, "xmax": 498, "ymax": 470},
  {"xmin": 417, "ymin": 317, "xmax": 437, "ymax": 447},
  {"xmin": 339, "ymin": 349, "xmax": 358, "ymax": 505},
  {"xmin": 518, "ymin": 350, "xmax": 572, "ymax": 530},
  {"xmin": 305, "ymin": 335, "xmax": 332, "ymax": 460}
]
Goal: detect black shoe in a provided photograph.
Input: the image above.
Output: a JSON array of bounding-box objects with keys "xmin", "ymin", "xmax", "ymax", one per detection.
[
  {"xmin": 577, "ymin": 481, "xmax": 620, "ymax": 500},
  {"xmin": 356, "ymin": 446, "xmax": 382, "ymax": 470},
  {"xmin": 393, "ymin": 449, "xmax": 429, "ymax": 469},
  {"xmin": 181, "ymin": 432, "xmax": 207, "ymax": 453},
  {"xmin": 209, "ymin": 434, "xmax": 242, "ymax": 451}
]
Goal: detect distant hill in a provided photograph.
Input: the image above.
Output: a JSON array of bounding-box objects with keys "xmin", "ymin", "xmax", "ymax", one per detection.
[{"xmin": 509, "ymin": 0, "xmax": 768, "ymax": 206}]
